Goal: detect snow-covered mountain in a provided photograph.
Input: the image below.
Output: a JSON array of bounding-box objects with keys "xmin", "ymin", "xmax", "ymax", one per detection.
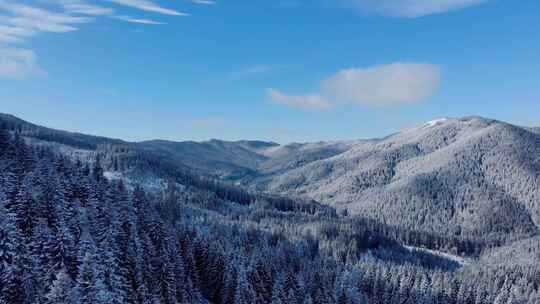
[
  {"xmin": 242, "ymin": 116, "xmax": 540, "ymax": 239},
  {"xmin": 2, "ymin": 113, "xmax": 539, "ymax": 241}
]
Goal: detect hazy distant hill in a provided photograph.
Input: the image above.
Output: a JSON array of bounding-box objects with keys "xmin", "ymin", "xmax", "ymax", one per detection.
[
  {"xmin": 0, "ymin": 113, "xmax": 276, "ymax": 179},
  {"xmin": 136, "ymin": 139, "xmax": 271, "ymax": 179}
]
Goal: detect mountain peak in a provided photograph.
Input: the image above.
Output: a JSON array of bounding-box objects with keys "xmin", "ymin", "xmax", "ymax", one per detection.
[{"xmin": 422, "ymin": 118, "xmax": 450, "ymax": 128}]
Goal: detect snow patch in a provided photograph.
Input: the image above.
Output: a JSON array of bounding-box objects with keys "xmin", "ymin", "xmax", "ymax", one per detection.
[
  {"xmin": 404, "ymin": 245, "xmax": 470, "ymax": 266},
  {"xmin": 104, "ymin": 171, "xmax": 124, "ymax": 181},
  {"xmin": 423, "ymin": 118, "xmax": 449, "ymax": 128},
  {"xmin": 400, "ymin": 118, "xmax": 450, "ymax": 134}
]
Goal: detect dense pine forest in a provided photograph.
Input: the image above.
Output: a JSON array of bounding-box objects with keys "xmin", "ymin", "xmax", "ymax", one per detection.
[{"xmin": 1, "ymin": 119, "xmax": 540, "ymax": 304}]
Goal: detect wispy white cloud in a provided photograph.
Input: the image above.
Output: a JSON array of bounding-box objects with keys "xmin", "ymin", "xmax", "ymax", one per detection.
[
  {"xmin": 268, "ymin": 62, "xmax": 441, "ymax": 110},
  {"xmin": 0, "ymin": 24, "xmax": 35, "ymax": 42},
  {"xmin": 229, "ymin": 64, "xmax": 274, "ymax": 79},
  {"xmin": 191, "ymin": 0, "xmax": 216, "ymax": 5},
  {"xmin": 348, "ymin": 0, "xmax": 487, "ymax": 17},
  {"xmin": 107, "ymin": 0, "xmax": 189, "ymax": 16},
  {"xmin": 61, "ymin": 1, "xmax": 163, "ymax": 25},
  {"xmin": 114, "ymin": 15, "xmax": 164, "ymax": 24},
  {"xmin": 0, "ymin": 1, "xmax": 92, "ymax": 34},
  {"xmin": 267, "ymin": 88, "xmax": 332, "ymax": 110},
  {"xmin": 0, "ymin": 33, "xmax": 21, "ymax": 43},
  {"xmin": 242, "ymin": 65, "xmax": 273, "ymax": 74},
  {"xmin": 0, "ymin": 48, "xmax": 45, "ymax": 79},
  {"xmin": 60, "ymin": 1, "xmax": 115, "ymax": 16}
]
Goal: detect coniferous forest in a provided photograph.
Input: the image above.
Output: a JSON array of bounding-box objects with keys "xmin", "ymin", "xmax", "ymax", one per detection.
[{"xmin": 1, "ymin": 115, "xmax": 540, "ymax": 304}]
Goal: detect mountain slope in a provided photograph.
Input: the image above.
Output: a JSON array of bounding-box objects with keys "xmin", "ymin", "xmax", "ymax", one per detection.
[
  {"xmin": 256, "ymin": 141, "xmax": 358, "ymax": 175},
  {"xmin": 245, "ymin": 117, "xmax": 540, "ymax": 240},
  {"xmin": 459, "ymin": 236, "xmax": 540, "ymax": 288}
]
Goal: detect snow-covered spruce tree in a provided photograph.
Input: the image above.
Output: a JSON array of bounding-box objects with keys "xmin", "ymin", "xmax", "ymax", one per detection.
[
  {"xmin": 0, "ymin": 202, "xmax": 25, "ymax": 304},
  {"xmin": 74, "ymin": 230, "xmax": 99, "ymax": 304},
  {"xmin": 234, "ymin": 266, "xmax": 257, "ymax": 304},
  {"xmin": 46, "ymin": 267, "xmax": 74, "ymax": 304}
]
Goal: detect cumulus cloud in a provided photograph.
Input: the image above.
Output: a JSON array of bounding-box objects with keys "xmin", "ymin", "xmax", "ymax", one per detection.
[
  {"xmin": 348, "ymin": 0, "xmax": 487, "ymax": 17},
  {"xmin": 268, "ymin": 62, "xmax": 441, "ymax": 110},
  {"xmin": 267, "ymin": 88, "xmax": 332, "ymax": 110},
  {"xmin": 322, "ymin": 63, "xmax": 441, "ymax": 106},
  {"xmin": 0, "ymin": 48, "xmax": 45, "ymax": 79}
]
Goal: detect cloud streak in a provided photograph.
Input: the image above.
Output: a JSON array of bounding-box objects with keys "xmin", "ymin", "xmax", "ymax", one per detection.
[
  {"xmin": 191, "ymin": 0, "xmax": 216, "ymax": 5},
  {"xmin": 114, "ymin": 15, "xmax": 164, "ymax": 24},
  {"xmin": 348, "ymin": 0, "xmax": 487, "ymax": 17},
  {"xmin": 61, "ymin": 1, "xmax": 115, "ymax": 16},
  {"xmin": 0, "ymin": 48, "xmax": 45, "ymax": 79},
  {"xmin": 268, "ymin": 62, "xmax": 441, "ymax": 110},
  {"xmin": 0, "ymin": 1, "xmax": 93, "ymax": 34},
  {"xmin": 0, "ymin": 24, "xmax": 35, "ymax": 43},
  {"xmin": 107, "ymin": 0, "xmax": 188, "ymax": 16},
  {"xmin": 229, "ymin": 64, "xmax": 275, "ymax": 79},
  {"xmin": 267, "ymin": 88, "xmax": 332, "ymax": 110}
]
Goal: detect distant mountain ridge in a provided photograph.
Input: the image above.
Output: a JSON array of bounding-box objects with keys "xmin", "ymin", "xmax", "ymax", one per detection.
[
  {"xmin": 0, "ymin": 113, "xmax": 126, "ymax": 149},
  {"xmin": 2, "ymin": 113, "xmax": 539, "ymax": 243},
  {"xmin": 0, "ymin": 113, "xmax": 278, "ymax": 179}
]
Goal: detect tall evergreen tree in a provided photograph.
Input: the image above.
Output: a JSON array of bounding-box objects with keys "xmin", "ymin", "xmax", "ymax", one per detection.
[
  {"xmin": 0, "ymin": 203, "xmax": 24, "ymax": 304},
  {"xmin": 46, "ymin": 267, "xmax": 74, "ymax": 304}
]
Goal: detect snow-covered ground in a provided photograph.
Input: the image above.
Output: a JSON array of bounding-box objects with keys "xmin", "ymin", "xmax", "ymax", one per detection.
[
  {"xmin": 404, "ymin": 245, "xmax": 470, "ymax": 266},
  {"xmin": 104, "ymin": 171, "xmax": 124, "ymax": 181},
  {"xmin": 422, "ymin": 118, "xmax": 449, "ymax": 128}
]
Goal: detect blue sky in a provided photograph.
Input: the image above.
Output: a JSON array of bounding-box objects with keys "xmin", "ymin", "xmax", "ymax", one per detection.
[{"xmin": 1, "ymin": 0, "xmax": 539, "ymax": 143}]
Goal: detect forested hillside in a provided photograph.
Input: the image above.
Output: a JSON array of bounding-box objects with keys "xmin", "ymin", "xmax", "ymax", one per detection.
[
  {"xmin": 244, "ymin": 117, "xmax": 540, "ymax": 244},
  {"xmin": 1, "ymin": 115, "xmax": 540, "ymax": 303}
]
